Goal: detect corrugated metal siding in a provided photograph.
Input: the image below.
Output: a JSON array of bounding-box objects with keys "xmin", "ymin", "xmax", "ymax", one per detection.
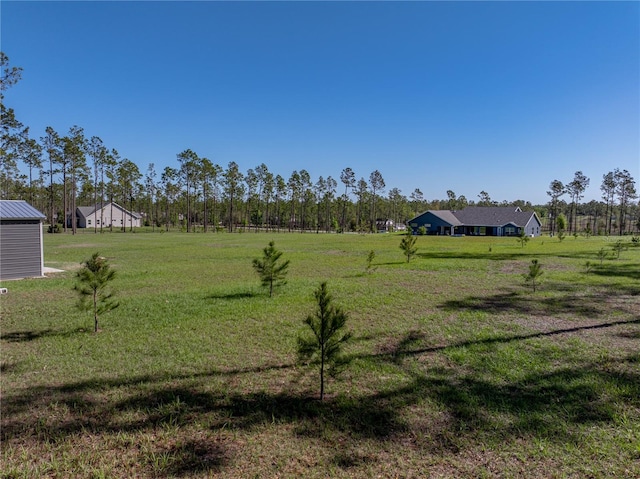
[{"xmin": 0, "ymin": 221, "xmax": 43, "ymax": 280}]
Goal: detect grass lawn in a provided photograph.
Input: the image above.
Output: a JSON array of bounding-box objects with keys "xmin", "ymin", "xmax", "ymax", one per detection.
[{"xmin": 1, "ymin": 230, "xmax": 639, "ymax": 478}]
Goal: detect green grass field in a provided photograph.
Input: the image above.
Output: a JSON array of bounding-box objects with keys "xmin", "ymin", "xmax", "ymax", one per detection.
[{"xmin": 2, "ymin": 231, "xmax": 639, "ymax": 478}]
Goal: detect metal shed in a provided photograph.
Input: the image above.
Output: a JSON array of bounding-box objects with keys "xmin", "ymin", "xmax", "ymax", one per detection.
[{"xmin": 0, "ymin": 200, "xmax": 46, "ymax": 280}]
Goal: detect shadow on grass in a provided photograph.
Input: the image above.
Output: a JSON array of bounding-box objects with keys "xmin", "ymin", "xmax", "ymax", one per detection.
[
  {"xmin": 368, "ymin": 318, "xmax": 640, "ymax": 360},
  {"xmin": 0, "ymin": 362, "xmax": 20, "ymax": 373},
  {"xmin": 2, "ymin": 319, "xmax": 639, "ymax": 475},
  {"xmin": 205, "ymin": 291, "xmax": 258, "ymax": 300},
  {"xmin": 592, "ymin": 263, "xmax": 640, "ymax": 281},
  {"xmin": 438, "ymin": 285, "xmax": 639, "ymax": 318},
  {"xmin": 1, "ymin": 327, "xmax": 87, "ymax": 343},
  {"xmin": 415, "ymin": 251, "xmax": 543, "ymax": 261}
]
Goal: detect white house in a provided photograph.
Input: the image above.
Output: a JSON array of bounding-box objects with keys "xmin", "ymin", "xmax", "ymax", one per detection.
[{"xmin": 76, "ymin": 202, "xmax": 141, "ymax": 229}]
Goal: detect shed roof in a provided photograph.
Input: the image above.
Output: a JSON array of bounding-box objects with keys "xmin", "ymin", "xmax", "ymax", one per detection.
[{"xmin": 0, "ymin": 200, "xmax": 46, "ymax": 220}]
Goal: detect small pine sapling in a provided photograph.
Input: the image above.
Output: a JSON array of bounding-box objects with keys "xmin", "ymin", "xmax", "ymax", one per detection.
[
  {"xmin": 253, "ymin": 240, "xmax": 290, "ymax": 297},
  {"xmin": 517, "ymin": 229, "xmax": 530, "ymax": 248},
  {"xmin": 366, "ymin": 249, "xmax": 376, "ymax": 273},
  {"xmin": 74, "ymin": 252, "xmax": 119, "ymax": 332},
  {"xmin": 584, "ymin": 261, "xmax": 593, "ymax": 274},
  {"xmin": 523, "ymin": 259, "xmax": 543, "ymax": 292},
  {"xmin": 298, "ymin": 282, "xmax": 352, "ymax": 400},
  {"xmin": 611, "ymin": 240, "xmax": 627, "ymax": 260},
  {"xmin": 399, "ymin": 231, "xmax": 418, "ymax": 263},
  {"xmin": 556, "ymin": 214, "xmax": 567, "ymax": 242},
  {"xmin": 596, "ymin": 247, "xmax": 607, "ymax": 266}
]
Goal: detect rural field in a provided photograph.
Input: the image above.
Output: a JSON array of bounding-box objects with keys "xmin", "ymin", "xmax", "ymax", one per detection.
[{"xmin": 1, "ymin": 230, "xmax": 639, "ymax": 478}]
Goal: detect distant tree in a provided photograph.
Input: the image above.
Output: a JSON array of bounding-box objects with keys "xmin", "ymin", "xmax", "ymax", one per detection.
[
  {"xmin": 355, "ymin": 177, "xmax": 368, "ymax": 231},
  {"xmin": 613, "ymin": 169, "xmax": 637, "ymax": 235},
  {"xmin": 477, "ymin": 190, "xmax": 492, "ymax": 206},
  {"xmin": 117, "ymin": 158, "xmax": 142, "ymax": 232},
  {"xmin": 161, "ymin": 166, "xmax": 180, "ymax": 231},
  {"xmin": 177, "ymin": 149, "xmax": 199, "ymax": 232},
  {"xmin": 41, "ymin": 126, "xmax": 62, "ymax": 227},
  {"xmin": 224, "ymin": 161, "xmax": 244, "ymax": 232},
  {"xmin": 74, "ymin": 252, "xmax": 118, "ymax": 332},
  {"xmin": 410, "ymin": 188, "xmax": 424, "ymax": 216},
  {"xmin": 298, "ymin": 281, "xmax": 352, "ymax": 400},
  {"xmin": 399, "ymin": 230, "xmax": 418, "ymax": 262},
  {"xmin": 252, "ymin": 241, "xmax": 290, "ymax": 297},
  {"xmin": 274, "ymin": 174, "xmax": 287, "ymax": 232},
  {"xmin": 566, "ymin": 171, "xmax": 590, "ymax": 234},
  {"xmin": 523, "ymin": 259, "xmax": 543, "ymax": 292},
  {"xmin": 369, "ymin": 170, "xmax": 385, "ymax": 232},
  {"xmin": 244, "ymin": 167, "xmax": 258, "ymax": 231},
  {"xmin": 1, "ymin": 53, "xmax": 28, "ymax": 199},
  {"xmin": 63, "ymin": 126, "xmax": 88, "ymax": 235},
  {"xmin": 446, "ymin": 190, "xmax": 457, "ymax": 210},
  {"xmin": 546, "ymin": 180, "xmax": 565, "ymax": 235},
  {"xmin": 20, "ymin": 132, "xmax": 42, "ymax": 205},
  {"xmin": 340, "ymin": 167, "xmax": 355, "ymax": 232},
  {"xmin": 88, "ymin": 136, "xmax": 107, "ymax": 232},
  {"xmin": 601, "ymin": 172, "xmax": 616, "ymax": 235},
  {"xmin": 142, "ymin": 162, "xmax": 157, "ymax": 229}
]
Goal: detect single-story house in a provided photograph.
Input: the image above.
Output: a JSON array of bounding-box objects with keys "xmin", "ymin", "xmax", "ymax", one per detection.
[
  {"xmin": 408, "ymin": 206, "xmax": 542, "ymax": 237},
  {"xmin": 76, "ymin": 202, "xmax": 141, "ymax": 229},
  {"xmin": 375, "ymin": 219, "xmax": 408, "ymax": 233},
  {"xmin": 0, "ymin": 200, "xmax": 46, "ymax": 280}
]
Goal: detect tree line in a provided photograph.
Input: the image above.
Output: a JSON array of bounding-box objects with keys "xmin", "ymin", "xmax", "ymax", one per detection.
[{"xmin": 2, "ymin": 53, "xmax": 638, "ymax": 235}]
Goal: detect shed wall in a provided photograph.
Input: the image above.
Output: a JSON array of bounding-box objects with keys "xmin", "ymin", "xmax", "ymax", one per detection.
[{"xmin": 0, "ymin": 220, "xmax": 44, "ymax": 280}]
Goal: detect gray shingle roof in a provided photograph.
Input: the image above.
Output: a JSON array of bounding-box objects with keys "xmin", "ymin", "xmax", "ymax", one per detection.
[
  {"xmin": 0, "ymin": 200, "xmax": 46, "ymax": 220},
  {"xmin": 429, "ymin": 210, "xmax": 462, "ymax": 226},
  {"xmin": 452, "ymin": 207, "xmax": 533, "ymax": 227}
]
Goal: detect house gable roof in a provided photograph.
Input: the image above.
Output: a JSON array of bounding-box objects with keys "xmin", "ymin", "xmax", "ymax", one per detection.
[
  {"xmin": 429, "ymin": 210, "xmax": 463, "ymax": 226},
  {"xmin": 0, "ymin": 200, "xmax": 46, "ymax": 220},
  {"xmin": 410, "ymin": 206, "xmax": 540, "ymax": 229},
  {"xmin": 452, "ymin": 206, "xmax": 535, "ymax": 227},
  {"xmin": 76, "ymin": 202, "xmax": 141, "ymax": 220}
]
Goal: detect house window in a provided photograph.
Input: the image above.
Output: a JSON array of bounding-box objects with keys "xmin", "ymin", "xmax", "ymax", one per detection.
[
  {"xmin": 505, "ymin": 226, "xmax": 515, "ymax": 235},
  {"xmin": 88, "ymin": 220, "xmax": 92, "ymax": 225},
  {"xmin": 97, "ymin": 220, "xmax": 100, "ymax": 225}
]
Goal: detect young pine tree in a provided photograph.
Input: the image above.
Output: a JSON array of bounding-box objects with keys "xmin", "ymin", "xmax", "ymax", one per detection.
[
  {"xmin": 517, "ymin": 229, "xmax": 530, "ymax": 248},
  {"xmin": 252, "ymin": 241, "xmax": 290, "ymax": 297},
  {"xmin": 298, "ymin": 282, "xmax": 352, "ymax": 400},
  {"xmin": 399, "ymin": 231, "xmax": 418, "ymax": 263},
  {"xmin": 523, "ymin": 259, "xmax": 543, "ymax": 292},
  {"xmin": 74, "ymin": 252, "xmax": 118, "ymax": 332},
  {"xmin": 366, "ymin": 249, "xmax": 376, "ymax": 273}
]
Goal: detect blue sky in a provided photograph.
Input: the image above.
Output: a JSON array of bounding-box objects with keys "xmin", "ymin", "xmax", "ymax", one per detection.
[{"xmin": 2, "ymin": 1, "xmax": 638, "ymax": 204}]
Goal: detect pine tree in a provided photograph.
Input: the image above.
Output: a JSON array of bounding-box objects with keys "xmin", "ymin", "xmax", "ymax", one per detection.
[
  {"xmin": 399, "ymin": 231, "xmax": 417, "ymax": 262},
  {"xmin": 523, "ymin": 259, "xmax": 543, "ymax": 292},
  {"xmin": 298, "ymin": 282, "xmax": 352, "ymax": 400},
  {"xmin": 74, "ymin": 252, "xmax": 118, "ymax": 332},
  {"xmin": 252, "ymin": 241, "xmax": 290, "ymax": 297}
]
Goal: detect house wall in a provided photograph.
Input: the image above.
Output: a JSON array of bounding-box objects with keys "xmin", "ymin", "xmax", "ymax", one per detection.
[
  {"xmin": 409, "ymin": 212, "xmax": 453, "ymax": 235},
  {"xmin": 524, "ymin": 217, "xmax": 542, "ymax": 237},
  {"xmin": 80, "ymin": 205, "xmax": 140, "ymax": 228},
  {"xmin": 0, "ymin": 220, "xmax": 44, "ymax": 280}
]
